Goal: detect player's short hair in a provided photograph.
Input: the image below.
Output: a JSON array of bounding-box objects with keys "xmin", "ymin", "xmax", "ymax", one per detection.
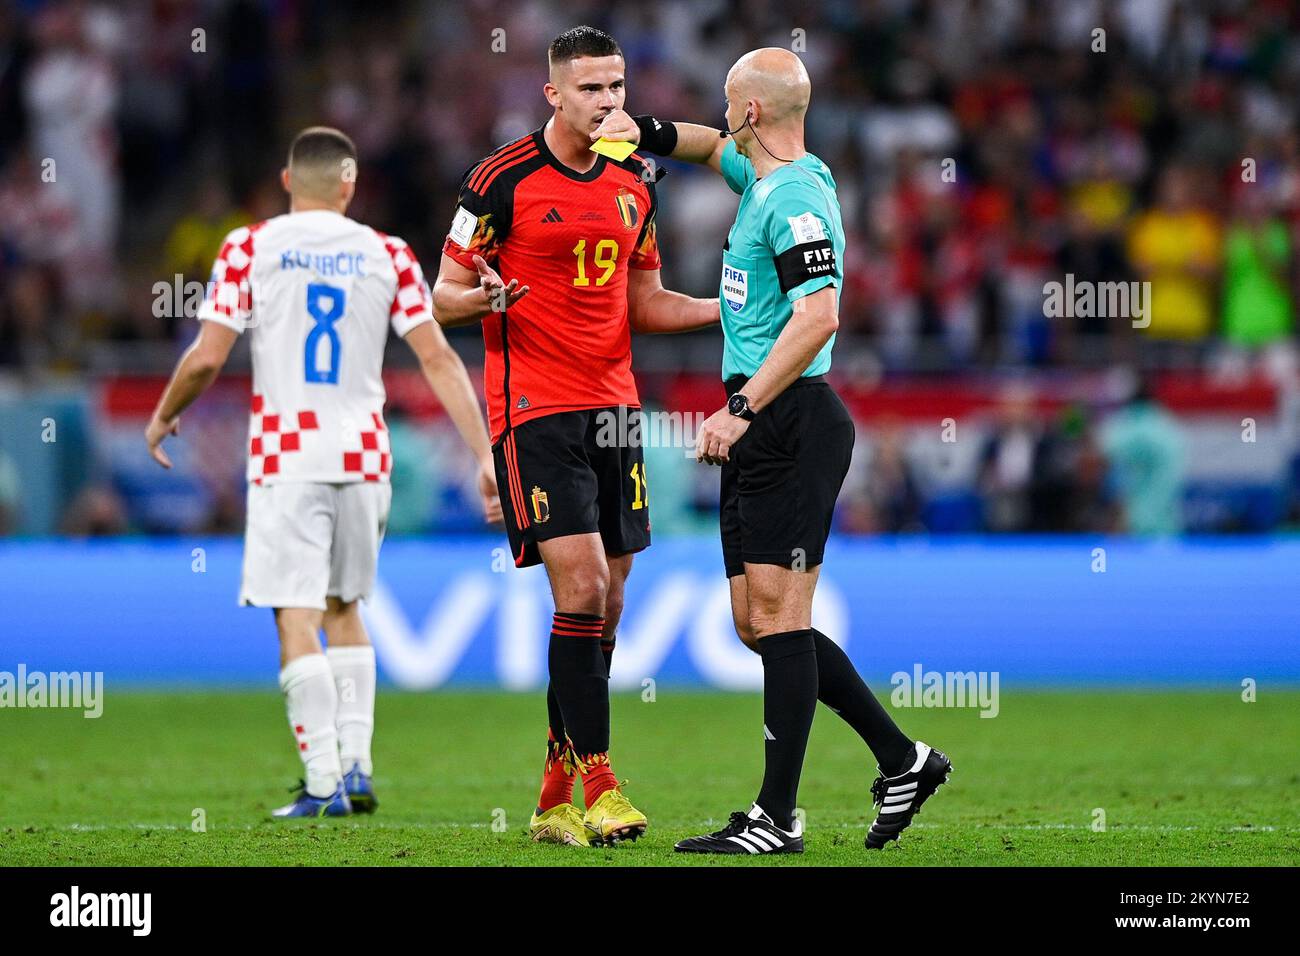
[
  {"xmin": 547, "ymin": 25, "xmax": 622, "ymax": 69},
  {"xmin": 287, "ymin": 127, "xmax": 357, "ymax": 197}
]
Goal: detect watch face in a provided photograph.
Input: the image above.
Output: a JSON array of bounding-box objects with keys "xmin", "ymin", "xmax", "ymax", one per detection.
[{"xmin": 728, "ymin": 394, "xmax": 746, "ymax": 415}]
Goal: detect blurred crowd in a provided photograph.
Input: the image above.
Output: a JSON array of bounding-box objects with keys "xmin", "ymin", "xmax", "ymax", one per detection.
[
  {"xmin": 834, "ymin": 381, "xmax": 1188, "ymax": 536},
  {"xmin": 2, "ymin": 0, "xmax": 1300, "ymax": 538},
  {"xmin": 2, "ymin": 0, "xmax": 1300, "ymax": 371}
]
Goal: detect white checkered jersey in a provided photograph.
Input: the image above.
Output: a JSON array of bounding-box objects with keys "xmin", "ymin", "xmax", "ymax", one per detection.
[{"xmin": 196, "ymin": 209, "xmax": 433, "ymax": 485}]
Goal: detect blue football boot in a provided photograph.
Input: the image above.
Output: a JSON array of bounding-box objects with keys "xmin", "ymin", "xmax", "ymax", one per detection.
[
  {"xmin": 271, "ymin": 779, "xmax": 352, "ymax": 818},
  {"xmin": 342, "ymin": 763, "xmax": 378, "ymax": 814}
]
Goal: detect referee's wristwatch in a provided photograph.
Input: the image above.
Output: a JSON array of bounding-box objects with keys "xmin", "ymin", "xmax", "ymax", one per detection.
[{"xmin": 727, "ymin": 393, "xmax": 756, "ymax": 421}]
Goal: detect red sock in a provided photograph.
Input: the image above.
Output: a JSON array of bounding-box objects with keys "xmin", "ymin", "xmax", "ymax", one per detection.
[
  {"xmin": 536, "ymin": 730, "xmax": 575, "ymax": 812},
  {"xmin": 578, "ymin": 751, "xmax": 618, "ymax": 806}
]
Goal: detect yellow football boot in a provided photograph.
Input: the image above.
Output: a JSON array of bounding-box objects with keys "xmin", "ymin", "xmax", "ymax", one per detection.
[
  {"xmin": 529, "ymin": 802, "xmax": 591, "ymax": 846},
  {"xmin": 583, "ymin": 785, "xmax": 648, "ymax": 846}
]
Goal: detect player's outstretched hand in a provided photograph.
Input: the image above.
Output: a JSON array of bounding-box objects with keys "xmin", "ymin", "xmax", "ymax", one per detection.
[
  {"xmin": 472, "ymin": 254, "xmax": 529, "ymax": 312},
  {"xmin": 695, "ymin": 406, "xmax": 750, "ymax": 466},
  {"xmin": 477, "ymin": 455, "xmax": 504, "ymax": 525},
  {"xmin": 591, "ymin": 109, "xmax": 640, "ymax": 143},
  {"xmin": 145, "ymin": 414, "xmax": 180, "ymax": 469}
]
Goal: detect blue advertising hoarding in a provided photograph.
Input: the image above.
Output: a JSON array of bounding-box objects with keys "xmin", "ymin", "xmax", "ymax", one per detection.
[{"xmin": 0, "ymin": 536, "xmax": 1296, "ymax": 688}]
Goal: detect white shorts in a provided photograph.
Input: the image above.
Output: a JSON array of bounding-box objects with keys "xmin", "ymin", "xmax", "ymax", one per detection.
[{"xmin": 240, "ymin": 481, "xmax": 392, "ymax": 609}]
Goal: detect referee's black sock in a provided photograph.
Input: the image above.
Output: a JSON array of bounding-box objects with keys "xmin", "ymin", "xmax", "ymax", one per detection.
[
  {"xmin": 547, "ymin": 612, "xmax": 609, "ymax": 758},
  {"xmin": 813, "ymin": 628, "xmax": 912, "ymax": 775},
  {"xmin": 754, "ymin": 629, "xmax": 818, "ymax": 831}
]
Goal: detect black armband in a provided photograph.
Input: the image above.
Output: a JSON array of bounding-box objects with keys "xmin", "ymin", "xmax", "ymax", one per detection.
[
  {"xmin": 633, "ymin": 114, "xmax": 678, "ymax": 156},
  {"xmin": 774, "ymin": 240, "xmax": 838, "ymax": 295}
]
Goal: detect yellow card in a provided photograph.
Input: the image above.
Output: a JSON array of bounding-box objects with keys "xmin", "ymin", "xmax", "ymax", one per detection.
[{"xmin": 590, "ymin": 137, "xmax": 638, "ymax": 162}]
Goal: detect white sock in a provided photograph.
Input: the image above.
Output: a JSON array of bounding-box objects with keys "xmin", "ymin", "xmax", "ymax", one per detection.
[
  {"xmin": 279, "ymin": 653, "xmax": 343, "ymax": 798},
  {"xmin": 326, "ymin": 645, "xmax": 376, "ymax": 777}
]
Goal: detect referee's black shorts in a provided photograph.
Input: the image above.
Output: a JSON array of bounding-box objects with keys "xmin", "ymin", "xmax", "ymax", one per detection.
[{"xmin": 719, "ymin": 374, "xmax": 854, "ymax": 579}]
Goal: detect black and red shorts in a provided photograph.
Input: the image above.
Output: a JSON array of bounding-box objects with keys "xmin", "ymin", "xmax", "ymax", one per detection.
[{"xmin": 494, "ymin": 406, "xmax": 651, "ymax": 568}]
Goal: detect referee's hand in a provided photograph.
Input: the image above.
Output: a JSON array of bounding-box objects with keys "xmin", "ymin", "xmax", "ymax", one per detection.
[
  {"xmin": 591, "ymin": 109, "xmax": 639, "ymax": 144},
  {"xmin": 695, "ymin": 406, "xmax": 750, "ymax": 466}
]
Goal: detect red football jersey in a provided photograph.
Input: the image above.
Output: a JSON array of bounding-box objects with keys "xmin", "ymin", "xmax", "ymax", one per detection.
[{"xmin": 442, "ymin": 126, "xmax": 662, "ymax": 441}]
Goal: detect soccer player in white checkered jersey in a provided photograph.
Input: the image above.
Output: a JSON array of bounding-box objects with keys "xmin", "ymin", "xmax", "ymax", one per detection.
[{"xmin": 146, "ymin": 127, "xmax": 503, "ymax": 817}]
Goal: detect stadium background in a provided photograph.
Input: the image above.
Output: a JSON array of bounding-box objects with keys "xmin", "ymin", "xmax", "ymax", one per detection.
[{"xmin": 0, "ymin": 0, "xmax": 1298, "ymax": 693}]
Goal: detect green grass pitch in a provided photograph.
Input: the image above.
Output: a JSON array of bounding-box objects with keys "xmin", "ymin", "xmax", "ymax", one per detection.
[{"xmin": 1, "ymin": 689, "xmax": 1297, "ymax": 866}]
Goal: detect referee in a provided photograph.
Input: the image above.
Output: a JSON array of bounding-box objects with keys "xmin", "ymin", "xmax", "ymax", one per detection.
[{"xmin": 595, "ymin": 48, "xmax": 953, "ymax": 854}]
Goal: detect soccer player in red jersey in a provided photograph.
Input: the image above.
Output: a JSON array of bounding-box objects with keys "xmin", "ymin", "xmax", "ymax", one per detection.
[{"xmin": 432, "ymin": 26, "xmax": 718, "ymax": 846}]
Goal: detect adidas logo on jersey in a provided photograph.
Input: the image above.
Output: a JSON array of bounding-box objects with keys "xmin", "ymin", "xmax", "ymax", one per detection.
[
  {"xmin": 516, "ymin": 395, "xmax": 531, "ymax": 409},
  {"xmin": 541, "ymin": 208, "xmax": 563, "ymax": 223}
]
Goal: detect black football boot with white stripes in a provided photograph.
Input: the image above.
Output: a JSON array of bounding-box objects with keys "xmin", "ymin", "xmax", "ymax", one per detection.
[
  {"xmin": 865, "ymin": 741, "xmax": 953, "ymax": 849},
  {"xmin": 674, "ymin": 804, "xmax": 804, "ymax": 855}
]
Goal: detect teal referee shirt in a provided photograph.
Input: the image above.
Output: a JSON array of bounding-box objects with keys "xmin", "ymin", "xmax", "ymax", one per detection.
[{"xmin": 717, "ymin": 139, "xmax": 845, "ymax": 379}]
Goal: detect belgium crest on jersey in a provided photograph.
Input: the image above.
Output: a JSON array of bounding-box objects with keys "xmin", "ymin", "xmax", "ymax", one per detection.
[
  {"xmin": 615, "ymin": 189, "xmax": 639, "ymax": 230},
  {"xmin": 530, "ymin": 486, "xmax": 550, "ymax": 523}
]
